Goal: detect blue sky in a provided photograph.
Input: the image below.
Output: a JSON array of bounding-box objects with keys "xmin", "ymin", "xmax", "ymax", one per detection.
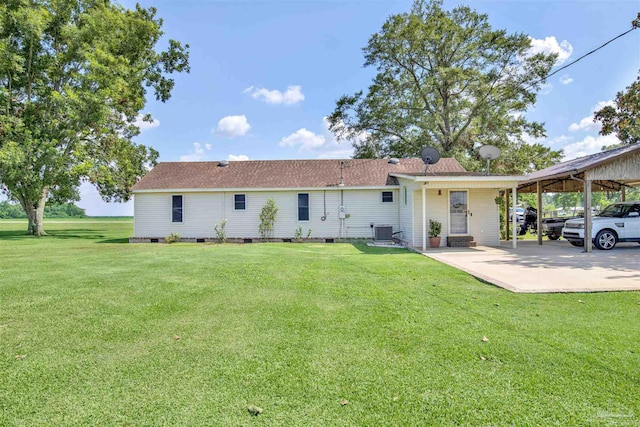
[{"xmin": 79, "ymin": 0, "xmax": 640, "ymax": 215}]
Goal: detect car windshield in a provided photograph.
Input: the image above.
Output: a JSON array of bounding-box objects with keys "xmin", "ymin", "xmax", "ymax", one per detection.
[{"xmin": 598, "ymin": 204, "xmax": 632, "ymax": 218}]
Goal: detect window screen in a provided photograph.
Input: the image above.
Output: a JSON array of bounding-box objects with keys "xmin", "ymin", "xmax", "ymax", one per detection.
[
  {"xmin": 172, "ymin": 195, "xmax": 183, "ymax": 223},
  {"xmin": 298, "ymin": 193, "xmax": 309, "ymax": 221},
  {"xmin": 234, "ymin": 194, "xmax": 246, "ymax": 210}
]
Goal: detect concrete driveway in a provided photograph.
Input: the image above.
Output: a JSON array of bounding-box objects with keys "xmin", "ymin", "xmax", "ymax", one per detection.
[{"xmin": 420, "ymin": 240, "xmax": 640, "ymax": 293}]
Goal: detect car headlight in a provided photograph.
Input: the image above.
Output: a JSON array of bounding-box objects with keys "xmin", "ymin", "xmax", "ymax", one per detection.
[{"xmin": 565, "ymin": 223, "xmax": 584, "ymax": 229}]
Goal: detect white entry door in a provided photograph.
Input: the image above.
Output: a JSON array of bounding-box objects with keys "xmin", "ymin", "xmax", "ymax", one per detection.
[{"xmin": 449, "ymin": 190, "xmax": 468, "ymax": 235}]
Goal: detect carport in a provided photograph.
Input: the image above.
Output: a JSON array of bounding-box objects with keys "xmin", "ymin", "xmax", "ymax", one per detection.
[{"xmin": 515, "ymin": 144, "xmax": 640, "ymax": 252}]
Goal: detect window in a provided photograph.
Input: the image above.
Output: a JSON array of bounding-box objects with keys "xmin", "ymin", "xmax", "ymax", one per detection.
[
  {"xmin": 172, "ymin": 195, "xmax": 183, "ymax": 223},
  {"xmin": 234, "ymin": 194, "xmax": 246, "ymax": 210},
  {"xmin": 382, "ymin": 191, "xmax": 394, "ymax": 203},
  {"xmin": 298, "ymin": 193, "xmax": 309, "ymax": 221}
]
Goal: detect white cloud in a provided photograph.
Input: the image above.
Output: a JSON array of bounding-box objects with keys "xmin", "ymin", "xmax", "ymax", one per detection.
[
  {"xmin": 278, "ymin": 117, "xmax": 368, "ymax": 158},
  {"xmin": 528, "ymin": 36, "xmax": 573, "ymax": 65},
  {"xmin": 547, "ymin": 135, "xmax": 573, "ymax": 146},
  {"xmin": 180, "ymin": 142, "xmax": 212, "ymax": 162},
  {"xmin": 522, "ymin": 134, "xmax": 545, "ymax": 145},
  {"xmin": 228, "ymin": 154, "xmax": 249, "ymax": 161},
  {"xmin": 559, "ymin": 75, "xmax": 573, "ymax": 85},
  {"xmin": 592, "ymin": 100, "xmax": 615, "ymax": 111},
  {"xmin": 215, "ymin": 115, "xmax": 251, "ymax": 137},
  {"xmin": 126, "ymin": 114, "xmax": 159, "ymax": 133},
  {"xmin": 539, "ymin": 82, "xmax": 553, "ymax": 95},
  {"xmin": 562, "ymin": 134, "xmax": 619, "ymax": 161},
  {"xmin": 568, "ymin": 116, "xmax": 598, "ymax": 132},
  {"xmin": 244, "ymin": 85, "xmax": 305, "ymax": 105},
  {"xmin": 279, "ymin": 128, "xmax": 326, "ymax": 150},
  {"xmin": 568, "ymin": 100, "xmax": 615, "ymax": 132}
]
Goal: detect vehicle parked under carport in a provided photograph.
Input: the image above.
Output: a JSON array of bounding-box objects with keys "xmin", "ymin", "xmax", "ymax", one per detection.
[{"xmin": 562, "ymin": 201, "xmax": 640, "ymax": 249}]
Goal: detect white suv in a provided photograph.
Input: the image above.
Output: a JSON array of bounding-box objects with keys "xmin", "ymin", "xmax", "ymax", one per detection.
[{"xmin": 562, "ymin": 201, "xmax": 640, "ymax": 250}]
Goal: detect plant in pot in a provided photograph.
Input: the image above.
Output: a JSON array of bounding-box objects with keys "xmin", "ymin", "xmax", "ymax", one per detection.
[{"xmin": 429, "ymin": 219, "xmax": 442, "ymax": 247}]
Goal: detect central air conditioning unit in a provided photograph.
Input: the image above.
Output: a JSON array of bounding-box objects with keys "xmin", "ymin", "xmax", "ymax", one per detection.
[{"xmin": 374, "ymin": 225, "xmax": 393, "ymax": 241}]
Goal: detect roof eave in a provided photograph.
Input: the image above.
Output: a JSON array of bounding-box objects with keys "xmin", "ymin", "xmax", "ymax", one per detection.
[
  {"xmin": 132, "ymin": 184, "xmax": 403, "ymax": 194},
  {"xmin": 392, "ymin": 173, "xmax": 527, "ymax": 182}
]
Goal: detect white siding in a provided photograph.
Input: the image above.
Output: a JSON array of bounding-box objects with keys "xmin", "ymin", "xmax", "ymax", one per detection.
[
  {"xmin": 134, "ymin": 192, "xmax": 223, "ymax": 238},
  {"xmin": 409, "ymin": 188, "xmax": 500, "ymax": 247},
  {"xmin": 469, "ymin": 189, "xmax": 501, "ymax": 246},
  {"xmin": 134, "ymin": 188, "xmax": 400, "ymax": 239},
  {"xmin": 413, "ymin": 189, "xmax": 449, "ymax": 247},
  {"xmin": 133, "ymin": 186, "xmax": 501, "ymax": 244},
  {"xmin": 341, "ymin": 189, "xmax": 399, "ymax": 238},
  {"xmin": 398, "ymin": 179, "xmax": 421, "ymax": 245}
]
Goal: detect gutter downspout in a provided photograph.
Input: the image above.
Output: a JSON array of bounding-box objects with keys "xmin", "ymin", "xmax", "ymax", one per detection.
[{"xmin": 570, "ymin": 173, "xmax": 592, "ymax": 253}]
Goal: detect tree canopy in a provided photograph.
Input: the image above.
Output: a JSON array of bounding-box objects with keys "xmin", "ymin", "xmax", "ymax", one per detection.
[
  {"xmin": 328, "ymin": 0, "xmax": 562, "ymax": 174},
  {"xmin": 594, "ymin": 72, "xmax": 640, "ymax": 145},
  {"xmin": 0, "ymin": 200, "xmax": 85, "ymax": 219},
  {"xmin": 0, "ymin": 0, "xmax": 189, "ymax": 235}
]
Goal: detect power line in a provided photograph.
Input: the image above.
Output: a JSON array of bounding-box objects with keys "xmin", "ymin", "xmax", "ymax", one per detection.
[
  {"xmin": 542, "ymin": 27, "xmax": 637, "ymax": 84},
  {"xmin": 485, "ymin": 25, "xmax": 637, "ymax": 111}
]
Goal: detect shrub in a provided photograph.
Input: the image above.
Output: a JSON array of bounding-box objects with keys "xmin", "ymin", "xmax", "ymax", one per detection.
[
  {"xmin": 259, "ymin": 199, "xmax": 278, "ymax": 240},
  {"xmin": 214, "ymin": 219, "xmax": 227, "ymax": 243},
  {"xmin": 428, "ymin": 219, "xmax": 441, "ymax": 238},
  {"xmin": 165, "ymin": 232, "xmax": 180, "ymax": 244}
]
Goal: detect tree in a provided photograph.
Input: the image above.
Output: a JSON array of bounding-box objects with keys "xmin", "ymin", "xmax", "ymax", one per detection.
[
  {"xmin": 0, "ymin": 0, "xmax": 189, "ymax": 235},
  {"xmin": 328, "ymin": 0, "xmax": 562, "ymax": 174},
  {"xmin": 259, "ymin": 198, "xmax": 278, "ymax": 240},
  {"xmin": 594, "ymin": 73, "xmax": 640, "ymax": 145}
]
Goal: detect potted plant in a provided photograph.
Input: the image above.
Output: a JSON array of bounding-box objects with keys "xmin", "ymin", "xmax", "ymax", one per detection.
[{"xmin": 429, "ymin": 219, "xmax": 442, "ymax": 247}]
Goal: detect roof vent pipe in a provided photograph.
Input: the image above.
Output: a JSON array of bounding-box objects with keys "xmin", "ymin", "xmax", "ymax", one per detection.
[{"xmin": 218, "ymin": 160, "xmax": 229, "ymax": 167}]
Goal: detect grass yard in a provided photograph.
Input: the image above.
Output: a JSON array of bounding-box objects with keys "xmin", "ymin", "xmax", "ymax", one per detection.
[{"xmin": 1, "ymin": 219, "xmax": 638, "ymax": 426}]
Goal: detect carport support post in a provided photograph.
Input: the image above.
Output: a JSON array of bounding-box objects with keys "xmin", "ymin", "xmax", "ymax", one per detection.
[
  {"xmin": 584, "ymin": 180, "xmax": 593, "ymax": 252},
  {"xmin": 505, "ymin": 189, "xmax": 510, "ymax": 240},
  {"xmin": 422, "ymin": 186, "xmax": 426, "ymax": 251},
  {"xmin": 622, "ymin": 186, "xmax": 626, "ymax": 202},
  {"xmin": 537, "ymin": 181, "xmax": 543, "ymax": 245},
  {"xmin": 512, "ymin": 186, "xmax": 517, "ymax": 248}
]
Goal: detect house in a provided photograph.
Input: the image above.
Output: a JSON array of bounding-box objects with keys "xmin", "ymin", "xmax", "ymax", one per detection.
[{"xmin": 130, "ymin": 158, "xmax": 523, "ymax": 249}]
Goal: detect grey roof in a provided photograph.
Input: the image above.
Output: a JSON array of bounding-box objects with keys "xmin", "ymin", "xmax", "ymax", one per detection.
[{"xmin": 522, "ymin": 144, "xmax": 640, "ymax": 183}]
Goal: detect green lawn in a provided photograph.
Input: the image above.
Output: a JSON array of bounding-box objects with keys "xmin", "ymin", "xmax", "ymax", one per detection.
[{"xmin": 1, "ymin": 220, "xmax": 638, "ymax": 426}]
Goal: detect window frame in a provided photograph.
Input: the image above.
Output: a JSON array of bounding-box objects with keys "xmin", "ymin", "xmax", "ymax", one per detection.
[
  {"xmin": 381, "ymin": 190, "xmax": 394, "ymax": 204},
  {"xmin": 298, "ymin": 193, "xmax": 310, "ymax": 222},
  {"xmin": 171, "ymin": 194, "xmax": 184, "ymax": 223},
  {"xmin": 234, "ymin": 194, "xmax": 247, "ymax": 211}
]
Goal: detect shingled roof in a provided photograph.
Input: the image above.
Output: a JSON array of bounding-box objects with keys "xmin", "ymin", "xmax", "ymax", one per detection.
[{"xmin": 132, "ymin": 158, "xmax": 466, "ymax": 191}]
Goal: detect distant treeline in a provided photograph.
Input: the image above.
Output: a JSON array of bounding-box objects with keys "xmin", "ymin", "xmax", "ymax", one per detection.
[{"xmin": 0, "ymin": 201, "xmax": 86, "ymax": 219}]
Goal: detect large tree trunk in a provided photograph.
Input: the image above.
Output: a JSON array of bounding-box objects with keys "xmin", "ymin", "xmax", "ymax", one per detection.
[{"xmin": 21, "ymin": 188, "xmax": 48, "ymax": 236}]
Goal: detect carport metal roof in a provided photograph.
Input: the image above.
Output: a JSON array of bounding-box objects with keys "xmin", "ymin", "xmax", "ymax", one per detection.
[
  {"xmin": 512, "ymin": 144, "xmax": 640, "ymax": 252},
  {"xmin": 518, "ymin": 144, "xmax": 640, "ymax": 193}
]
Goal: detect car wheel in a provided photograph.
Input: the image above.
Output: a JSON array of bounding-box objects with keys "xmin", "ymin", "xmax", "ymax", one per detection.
[
  {"xmin": 569, "ymin": 240, "xmax": 583, "ymax": 247},
  {"xmin": 594, "ymin": 230, "xmax": 617, "ymax": 250},
  {"xmin": 548, "ymin": 233, "xmax": 560, "ymax": 240}
]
